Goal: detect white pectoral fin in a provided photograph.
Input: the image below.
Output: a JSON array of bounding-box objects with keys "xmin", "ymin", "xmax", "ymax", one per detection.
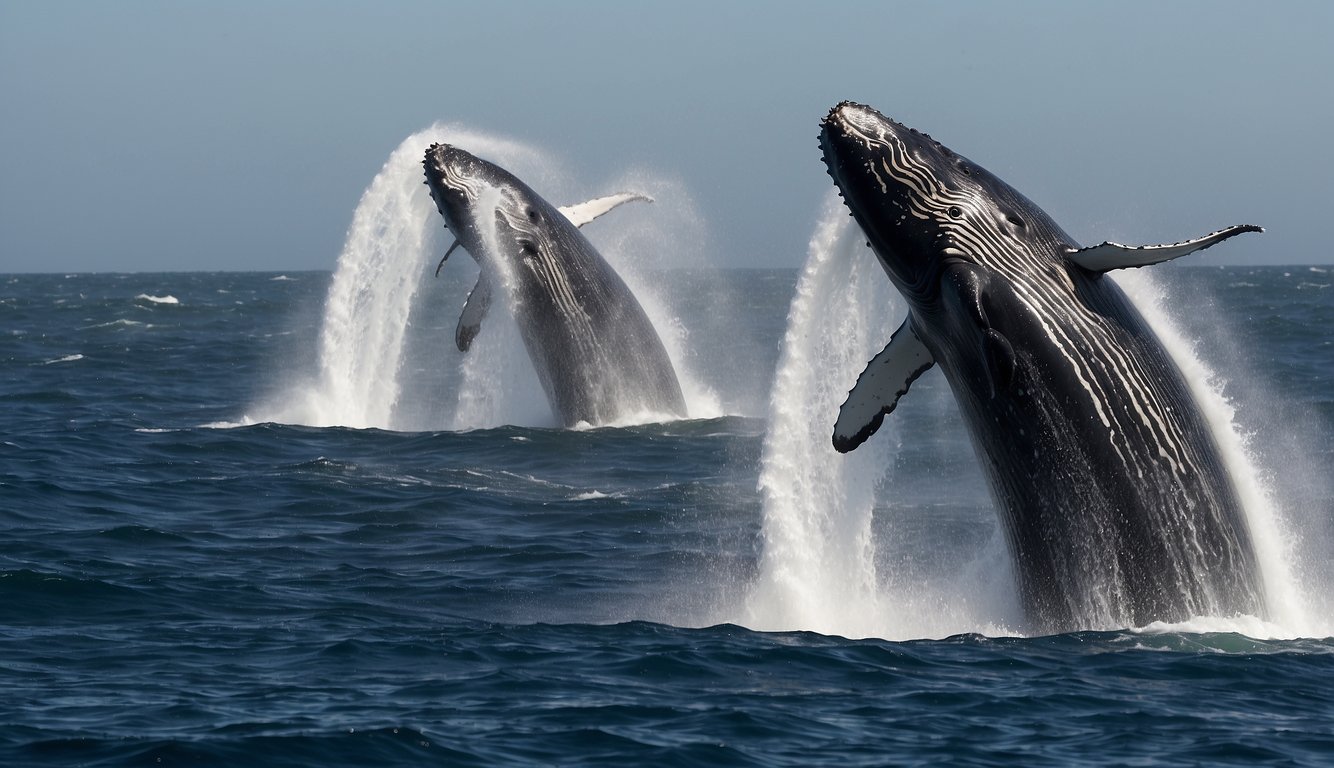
[
  {"xmin": 1067, "ymin": 224, "xmax": 1263, "ymax": 272},
  {"xmin": 455, "ymin": 270, "xmax": 493, "ymax": 352},
  {"xmin": 833, "ymin": 318, "xmax": 935, "ymax": 454},
  {"xmin": 558, "ymin": 192, "xmax": 653, "ymax": 228}
]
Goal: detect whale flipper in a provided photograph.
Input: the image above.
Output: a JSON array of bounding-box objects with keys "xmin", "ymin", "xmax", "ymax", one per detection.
[
  {"xmin": 558, "ymin": 193, "xmax": 653, "ymax": 228},
  {"xmin": 456, "ymin": 270, "xmax": 494, "ymax": 352},
  {"xmin": 435, "ymin": 240, "xmax": 462, "ymax": 278},
  {"xmin": 834, "ymin": 318, "xmax": 935, "ymax": 453},
  {"xmin": 1067, "ymin": 224, "xmax": 1263, "ymax": 273}
]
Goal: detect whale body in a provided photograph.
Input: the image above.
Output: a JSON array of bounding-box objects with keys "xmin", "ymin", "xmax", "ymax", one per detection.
[
  {"xmin": 423, "ymin": 144, "xmax": 686, "ymax": 427},
  {"xmin": 820, "ymin": 102, "xmax": 1264, "ymax": 632}
]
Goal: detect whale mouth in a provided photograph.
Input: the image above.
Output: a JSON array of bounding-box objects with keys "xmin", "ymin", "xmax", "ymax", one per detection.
[
  {"xmin": 819, "ymin": 102, "xmax": 896, "ymax": 228},
  {"xmin": 423, "ymin": 144, "xmax": 492, "ymax": 274},
  {"xmin": 423, "ymin": 143, "xmax": 486, "ymax": 230},
  {"xmin": 819, "ymin": 103, "xmax": 959, "ymax": 303}
]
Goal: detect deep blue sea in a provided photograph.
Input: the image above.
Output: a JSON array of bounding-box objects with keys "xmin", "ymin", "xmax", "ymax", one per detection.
[{"xmin": 3, "ymin": 265, "xmax": 1333, "ymax": 766}]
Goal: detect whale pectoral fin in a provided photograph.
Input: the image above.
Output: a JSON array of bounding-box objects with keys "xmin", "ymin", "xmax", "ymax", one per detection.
[
  {"xmin": 833, "ymin": 318, "xmax": 935, "ymax": 453},
  {"xmin": 1067, "ymin": 224, "xmax": 1263, "ymax": 272},
  {"xmin": 435, "ymin": 240, "xmax": 462, "ymax": 277},
  {"xmin": 558, "ymin": 192, "xmax": 653, "ymax": 228},
  {"xmin": 456, "ymin": 270, "xmax": 493, "ymax": 352},
  {"xmin": 982, "ymin": 329, "xmax": 1016, "ymax": 398}
]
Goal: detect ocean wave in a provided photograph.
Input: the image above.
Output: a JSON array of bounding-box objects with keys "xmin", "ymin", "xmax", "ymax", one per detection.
[
  {"xmin": 135, "ymin": 294, "xmax": 179, "ymax": 305},
  {"xmin": 79, "ymin": 318, "xmax": 147, "ymax": 330},
  {"xmin": 1131, "ymin": 613, "xmax": 1309, "ymax": 642},
  {"xmin": 572, "ymin": 490, "xmax": 612, "ymax": 501}
]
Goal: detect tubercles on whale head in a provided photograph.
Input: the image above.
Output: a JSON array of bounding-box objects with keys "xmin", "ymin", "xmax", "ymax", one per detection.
[
  {"xmin": 423, "ymin": 143, "xmax": 495, "ymax": 235},
  {"xmin": 820, "ymin": 102, "xmax": 1053, "ymax": 303}
]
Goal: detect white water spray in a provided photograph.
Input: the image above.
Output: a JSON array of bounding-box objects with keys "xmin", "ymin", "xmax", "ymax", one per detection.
[
  {"xmin": 742, "ymin": 196, "xmax": 1018, "ymax": 640},
  {"xmin": 248, "ymin": 125, "xmax": 717, "ymax": 430},
  {"xmin": 1118, "ymin": 271, "xmax": 1329, "ymax": 639},
  {"xmin": 742, "ymin": 198, "xmax": 1320, "ymax": 641}
]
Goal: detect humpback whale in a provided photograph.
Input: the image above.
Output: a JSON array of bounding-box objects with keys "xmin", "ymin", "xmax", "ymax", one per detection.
[
  {"xmin": 423, "ymin": 144, "xmax": 686, "ymax": 426},
  {"xmin": 819, "ymin": 102, "xmax": 1264, "ymax": 632}
]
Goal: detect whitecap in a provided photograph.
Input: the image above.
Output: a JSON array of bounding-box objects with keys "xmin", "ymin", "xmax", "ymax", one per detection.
[
  {"xmin": 1132, "ymin": 614, "xmax": 1299, "ymax": 641},
  {"xmin": 568, "ymin": 407, "xmax": 686, "ymax": 431},
  {"xmin": 80, "ymin": 319, "xmax": 145, "ymax": 330},
  {"xmin": 135, "ymin": 294, "xmax": 179, "ymax": 305},
  {"xmin": 41, "ymin": 354, "xmax": 83, "ymax": 365}
]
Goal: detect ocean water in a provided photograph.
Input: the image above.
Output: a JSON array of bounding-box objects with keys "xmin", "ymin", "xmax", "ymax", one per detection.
[
  {"xmin": 4, "ymin": 125, "xmax": 1333, "ymax": 766},
  {"xmin": 3, "ymin": 258, "xmax": 1332, "ymax": 767}
]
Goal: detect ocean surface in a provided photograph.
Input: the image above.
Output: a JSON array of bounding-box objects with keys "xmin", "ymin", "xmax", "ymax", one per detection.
[{"xmin": 2, "ymin": 259, "xmax": 1333, "ymax": 766}]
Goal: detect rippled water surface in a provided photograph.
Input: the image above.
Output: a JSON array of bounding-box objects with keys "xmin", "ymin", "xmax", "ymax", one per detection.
[{"xmin": 2, "ymin": 268, "xmax": 1332, "ymax": 766}]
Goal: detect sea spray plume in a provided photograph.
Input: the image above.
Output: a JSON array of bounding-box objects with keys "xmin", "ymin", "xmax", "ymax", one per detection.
[
  {"xmin": 819, "ymin": 101, "xmax": 1264, "ymax": 632},
  {"xmin": 422, "ymin": 143, "xmax": 687, "ymax": 427},
  {"xmin": 743, "ymin": 197, "xmax": 1022, "ymax": 640},
  {"xmin": 1115, "ymin": 269, "xmax": 1320, "ymax": 637}
]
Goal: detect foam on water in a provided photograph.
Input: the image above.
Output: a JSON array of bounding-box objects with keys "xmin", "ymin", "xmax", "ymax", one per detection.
[
  {"xmin": 249, "ymin": 125, "xmax": 715, "ymax": 430},
  {"xmin": 1133, "ymin": 614, "xmax": 1303, "ymax": 641}
]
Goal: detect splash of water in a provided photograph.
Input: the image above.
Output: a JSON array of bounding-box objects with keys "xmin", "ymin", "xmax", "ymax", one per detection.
[
  {"xmin": 249, "ymin": 125, "xmax": 715, "ymax": 430},
  {"xmin": 742, "ymin": 196, "xmax": 1017, "ymax": 640},
  {"xmin": 744, "ymin": 197, "xmax": 1320, "ymax": 641},
  {"xmin": 1117, "ymin": 271, "xmax": 1328, "ymax": 639}
]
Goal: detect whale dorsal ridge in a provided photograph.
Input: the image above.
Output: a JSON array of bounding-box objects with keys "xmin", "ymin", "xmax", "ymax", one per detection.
[
  {"xmin": 559, "ymin": 193, "xmax": 653, "ymax": 228},
  {"xmin": 1067, "ymin": 224, "xmax": 1262, "ymax": 273},
  {"xmin": 833, "ymin": 317, "xmax": 935, "ymax": 453},
  {"xmin": 456, "ymin": 269, "xmax": 494, "ymax": 352}
]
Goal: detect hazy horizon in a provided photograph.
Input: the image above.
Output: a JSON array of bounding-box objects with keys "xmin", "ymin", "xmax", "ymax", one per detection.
[{"xmin": 3, "ymin": 2, "xmax": 1332, "ymax": 273}]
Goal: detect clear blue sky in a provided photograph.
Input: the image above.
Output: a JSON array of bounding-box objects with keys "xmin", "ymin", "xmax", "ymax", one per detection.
[{"xmin": 2, "ymin": 1, "xmax": 1330, "ymax": 272}]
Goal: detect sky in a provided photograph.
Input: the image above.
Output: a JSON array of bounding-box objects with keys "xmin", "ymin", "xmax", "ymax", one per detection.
[{"xmin": 1, "ymin": 1, "xmax": 1331, "ymax": 272}]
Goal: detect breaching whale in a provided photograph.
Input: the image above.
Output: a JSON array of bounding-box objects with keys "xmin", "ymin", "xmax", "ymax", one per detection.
[
  {"xmin": 819, "ymin": 102, "xmax": 1264, "ymax": 632},
  {"xmin": 423, "ymin": 144, "xmax": 686, "ymax": 427}
]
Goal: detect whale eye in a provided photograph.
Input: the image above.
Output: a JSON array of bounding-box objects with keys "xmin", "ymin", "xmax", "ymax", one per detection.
[
  {"xmin": 1007, "ymin": 214, "xmax": 1026, "ymax": 229},
  {"xmin": 947, "ymin": 205, "xmax": 963, "ymax": 219},
  {"xmin": 526, "ymin": 208, "xmax": 539, "ymax": 222}
]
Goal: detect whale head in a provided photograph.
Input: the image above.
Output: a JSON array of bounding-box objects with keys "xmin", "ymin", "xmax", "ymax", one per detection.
[
  {"xmin": 422, "ymin": 143, "xmax": 502, "ymax": 239},
  {"xmin": 820, "ymin": 102, "xmax": 1065, "ymax": 304}
]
